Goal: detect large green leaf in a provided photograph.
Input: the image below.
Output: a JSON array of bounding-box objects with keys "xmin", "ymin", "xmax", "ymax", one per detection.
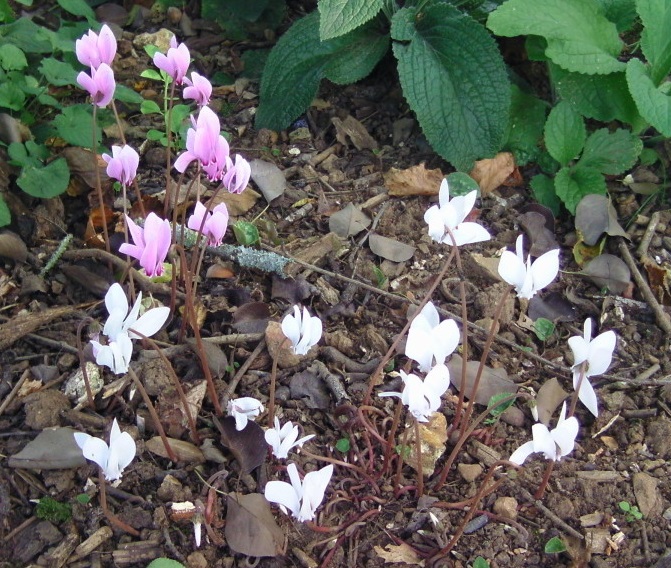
[
  {"xmin": 256, "ymin": 11, "xmax": 389, "ymax": 130},
  {"xmin": 578, "ymin": 128, "xmax": 642, "ymax": 174},
  {"xmin": 17, "ymin": 158, "xmax": 70, "ymax": 199},
  {"xmin": 550, "ymin": 64, "xmax": 643, "ymax": 128},
  {"xmin": 555, "ymin": 165, "xmax": 606, "ymax": 214},
  {"xmin": 392, "ymin": 5, "xmax": 510, "ymax": 170},
  {"xmin": 504, "ymin": 84, "xmax": 547, "ymax": 165},
  {"xmin": 530, "ymin": 173, "xmax": 562, "ymax": 215},
  {"xmin": 544, "ymin": 101, "xmax": 586, "ymax": 166},
  {"xmin": 39, "ymin": 58, "xmax": 77, "ymax": 86},
  {"xmin": 319, "ymin": 0, "xmax": 384, "ymax": 40},
  {"xmin": 487, "ymin": 0, "xmax": 625, "ymax": 74},
  {"xmin": 0, "ymin": 43, "xmax": 26, "ymax": 71},
  {"xmin": 0, "ymin": 18, "xmax": 55, "ymax": 53},
  {"xmin": 53, "ymin": 105, "xmax": 101, "ymax": 147},
  {"xmin": 638, "ymin": 0, "xmax": 671, "ymax": 85},
  {"xmin": 57, "ymin": 0, "xmax": 95, "ymax": 21},
  {"xmin": 626, "ymin": 58, "xmax": 671, "ymax": 136},
  {"xmin": 596, "ymin": 0, "xmax": 638, "ymax": 31}
]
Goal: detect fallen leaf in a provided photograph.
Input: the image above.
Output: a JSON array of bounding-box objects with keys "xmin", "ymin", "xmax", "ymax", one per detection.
[
  {"xmin": 250, "ymin": 159, "xmax": 286, "ymax": 203},
  {"xmin": 575, "ymin": 194, "xmax": 629, "ymax": 246},
  {"xmin": 642, "ymin": 256, "xmax": 671, "ymax": 304},
  {"xmin": 60, "ymin": 147, "xmax": 109, "ymax": 191},
  {"xmin": 535, "ymin": 377, "xmax": 568, "ymax": 426},
  {"xmin": 572, "ymin": 237, "xmax": 605, "ymax": 267},
  {"xmin": 374, "ymin": 543, "xmax": 424, "ymax": 566},
  {"xmin": 290, "ymin": 367, "xmax": 331, "ymax": 409},
  {"xmin": 447, "ymin": 355, "xmax": 518, "ymax": 405},
  {"xmin": 145, "ymin": 437, "xmax": 205, "ymax": 463},
  {"xmin": 384, "ymin": 163, "xmax": 444, "ymax": 196},
  {"xmin": 328, "ymin": 203, "xmax": 371, "ymax": 238},
  {"xmin": 469, "ymin": 152, "xmax": 515, "ymax": 195},
  {"xmin": 402, "ymin": 412, "xmax": 447, "ymax": 477},
  {"xmin": 368, "ymin": 233, "xmax": 415, "ymax": 262},
  {"xmin": 0, "ymin": 231, "xmax": 27, "ymax": 262},
  {"xmin": 209, "ymin": 187, "xmax": 261, "ymax": 216},
  {"xmin": 518, "ymin": 211, "xmax": 559, "ymax": 256},
  {"xmin": 225, "ymin": 493, "xmax": 285, "ymax": 557},
  {"xmin": 271, "ymin": 275, "xmax": 314, "ymax": 304},
  {"xmin": 231, "ymin": 301, "xmax": 270, "ymax": 334},
  {"xmin": 215, "ymin": 416, "xmax": 267, "ymax": 473},
  {"xmin": 581, "ymin": 254, "xmax": 631, "ymax": 294},
  {"xmin": 528, "ymin": 292, "xmax": 577, "ymax": 322},
  {"xmin": 8, "ymin": 427, "xmax": 87, "ymax": 470},
  {"xmin": 331, "ymin": 114, "xmax": 378, "ymax": 151}
]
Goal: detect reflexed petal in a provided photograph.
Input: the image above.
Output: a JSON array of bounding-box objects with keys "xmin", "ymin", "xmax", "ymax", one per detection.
[
  {"xmin": 417, "ymin": 301, "xmax": 440, "ymax": 329},
  {"xmin": 552, "ymin": 416, "xmax": 579, "ymax": 458},
  {"xmin": 78, "ymin": 435, "xmax": 110, "ymax": 471},
  {"xmin": 574, "ymin": 372, "xmax": 599, "ymax": 417},
  {"xmin": 265, "ymin": 428, "xmax": 281, "ymax": 453},
  {"xmin": 233, "ymin": 412, "xmax": 248, "ymax": 431},
  {"xmin": 173, "ymin": 150, "xmax": 196, "ymax": 173},
  {"xmin": 530, "ymin": 249, "xmax": 560, "ymax": 292},
  {"xmin": 109, "ymin": 430, "xmax": 136, "ymax": 476},
  {"xmin": 583, "ymin": 318, "xmax": 593, "ymax": 342},
  {"xmin": 433, "ymin": 319, "xmax": 459, "ymax": 364},
  {"xmin": 281, "ymin": 309, "xmax": 301, "ymax": 348},
  {"xmin": 449, "ymin": 222, "xmax": 490, "ymax": 246},
  {"xmin": 424, "ymin": 364, "xmax": 450, "ymax": 400},
  {"xmin": 586, "ymin": 330, "xmax": 616, "ymax": 376},
  {"xmin": 128, "ymin": 307, "xmax": 170, "ymax": 339},
  {"xmin": 188, "ymin": 201, "xmax": 208, "ymax": 233},
  {"xmin": 498, "ymin": 250, "xmax": 526, "ymax": 289},
  {"xmin": 450, "ymin": 191, "xmax": 477, "ymax": 225},
  {"xmin": 299, "ymin": 464, "xmax": 333, "ymax": 521},
  {"xmin": 124, "ymin": 293, "xmax": 142, "ymax": 331},
  {"xmin": 568, "ymin": 336, "xmax": 590, "ymax": 367},
  {"xmin": 265, "ymin": 480, "xmax": 301, "ymax": 518},
  {"xmin": 405, "ymin": 328, "xmax": 433, "ymax": 372},
  {"xmin": 438, "ymin": 179, "xmax": 450, "ymax": 208},
  {"xmin": 531, "ymin": 423, "xmax": 556, "ymax": 460},
  {"xmin": 424, "ymin": 205, "xmax": 445, "ymax": 242},
  {"xmin": 509, "ymin": 440, "xmax": 535, "ymax": 465}
]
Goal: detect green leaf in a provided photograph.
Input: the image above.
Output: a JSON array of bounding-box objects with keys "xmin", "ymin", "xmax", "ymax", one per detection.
[
  {"xmin": 256, "ymin": 11, "xmax": 389, "ymax": 130},
  {"xmin": 638, "ymin": 0, "xmax": 671, "ymax": 85},
  {"xmin": 533, "ymin": 317, "xmax": 556, "ymax": 341},
  {"xmin": 335, "ymin": 438, "xmax": 351, "ymax": 452},
  {"xmin": 487, "ymin": 392, "xmax": 516, "ymax": 417},
  {"xmin": 626, "ymin": 58, "xmax": 671, "ymax": 136},
  {"xmin": 319, "ymin": 0, "xmax": 384, "ymax": 40},
  {"xmin": 0, "ymin": 82, "xmax": 25, "ymax": 110},
  {"xmin": 473, "ymin": 558, "xmax": 490, "ymax": 568},
  {"xmin": 550, "ymin": 64, "xmax": 644, "ymax": 128},
  {"xmin": 17, "ymin": 158, "xmax": 70, "ymax": 198},
  {"xmin": 578, "ymin": 128, "xmax": 642, "ymax": 175},
  {"xmin": 141, "ymin": 68, "xmax": 163, "ymax": 81},
  {"xmin": 233, "ymin": 220, "xmax": 260, "ymax": 245},
  {"xmin": 596, "ymin": 0, "xmax": 638, "ymax": 31},
  {"xmin": 39, "ymin": 58, "xmax": 77, "ymax": 86},
  {"xmin": 0, "ymin": 0, "xmax": 15, "ymax": 23},
  {"xmin": 0, "ymin": 195, "xmax": 10, "ymax": 226},
  {"xmin": 504, "ymin": 85, "xmax": 547, "ymax": 165},
  {"xmin": 392, "ymin": 5, "xmax": 510, "ymax": 170},
  {"xmin": 544, "ymin": 101, "xmax": 586, "ymax": 166},
  {"xmin": 169, "ymin": 104, "xmax": 192, "ymax": 133},
  {"xmin": 205, "ymin": 0, "xmax": 270, "ymax": 22},
  {"xmin": 531, "ymin": 173, "xmax": 562, "ymax": 216},
  {"xmin": 446, "ymin": 172, "xmax": 480, "ymax": 196},
  {"xmin": 544, "ymin": 536, "xmax": 567, "ymax": 554},
  {"xmin": 0, "ymin": 43, "xmax": 26, "ymax": 70},
  {"xmin": 57, "ymin": 0, "xmax": 95, "ymax": 20},
  {"xmin": 146, "ymin": 560, "xmax": 186, "ymax": 568},
  {"xmin": 555, "ymin": 165, "xmax": 606, "ymax": 214},
  {"xmin": 487, "ymin": 0, "xmax": 625, "ymax": 74},
  {"xmin": 114, "ymin": 85, "xmax": 144, "ymax": 104},
  {"xmin": 0, "ymin": 18, "xmax": 54, "ymax": 53},
  {"xmin": 146, "ymin": 129, "xmax": 166, "ymax": 142},
  {"xmin": 53, "ymin": 105, "xmax": 100, "ymax": 148},
  {"xmin": 141, "ymin": 100, "xmax": 162, "ymax": 115}
]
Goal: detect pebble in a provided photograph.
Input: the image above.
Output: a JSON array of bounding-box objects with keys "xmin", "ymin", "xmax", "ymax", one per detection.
[
  {"xmin": 633, "ymin": 472, "xmax": 664, "ymax": 518},
  {"xmin": 457, "ymin": 463, "xmax": 483, "ymax": 482},
  {"xmin": 493, "ymin": 496, "xmax": 518, "ymax": 521},
  {"xmin": 133, "ymin": 28, "xmax": 173, "ymax": 52}
]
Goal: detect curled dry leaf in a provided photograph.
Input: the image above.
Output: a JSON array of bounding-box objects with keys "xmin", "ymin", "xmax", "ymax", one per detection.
[
  {"xmin": 581, "ymin": 254, "xmax": 631, "ymax": 294},
  {"xmin": 468, "ymin": 151, "xmax": 516, "ymax": 195},
  {"xmin": 518, "ymin": 211, "xmax": 559, "ymax": 256},
  {"xmin": 290, "ymin": 367, "xmax": 332, "ymax": 409},
  {"xmin": 575, "ymin": 194, "xmax": 629, "ymax": 246},
  {"xmin": 225, "ymin": 493, "xmax": 285, "ymax": 557},
  {"xmin": 368, "ymin": 233, "xmax": 415, "ymax": 262},
  {"xmin": 0, "ymin": 230, "xmax": 27, "ymax": 262},
  {"xmin": 231, "ymin": 301, "xmax": 270, "ymax": 334},
  {"xmin": 384, "ymin": 163, "xmax": 444, "ymax": 197},
  {"xmin": 374, "ymin": 542, "xmax": 425, "ymax": 566},
  {"xmin": 528, "ymin": 292, "xmax": 577, "ymax": 322},
  {"xmin": 216, "ymin": 416, "xmax": 267, "ymax": 473},
  {"xmin": 328, "ymin": 203, "xmax": 371, "ymax": 238}
]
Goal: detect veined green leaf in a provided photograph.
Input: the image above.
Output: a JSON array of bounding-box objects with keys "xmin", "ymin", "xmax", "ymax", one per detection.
[
  {"xmin": 39, "ymin": 58, "xmax": 77, "ymax": 86},
  {"xmin": 531, "ymin": 173, "xmax": 562, "ymax": 216},
  {"xmin": 17, "ymin": 158, "xmax": 70, "ymax": 198},
  {"xmin": 596, "ymin": 0, "xmax": 638, "ymax": 31},
  {"xmin": 57, "ymin": 0, "xmax": 95, "ymax": 20},
  {"xmin": 544, "ymin": 101, "xmax": 586, "ymax": 166},
  {"xmin": 504, "ymin": 84, "xmax": 547, "ymax": 165},
  {"xmin": 53, "ymin": 105, "xmax": 100, "ymax": 148},
  {"xmin": 319, "ymin": 0, "xmax": 384, "ymax": 40},
  {"xmin": 392, "ymin": 5, "xmax": 510, "ymax": 170},
  {"xmin": 256, "ymin": 11, "xmax": 389, "ymax": 130},
  {"xmin": 638, "ymin": 0, "xmax": 671, "ymax": 85},
  {"xmin": 626, "ymin": 58, "xmax": 671, "ymax": 136},
  {"xmin": 0, "ymin": 43, "xmax": 26, "ymax": 70},
  {"xmin": 555, "ymin": 165, "xmax": 606, "ymax": 214},
  {"xmin": 488, "ymin": 0, "xmax": 625, "ymax": 74},
  {"xmin": 578, "ymin": 128, "xmax": 642, "ymax": 175}
]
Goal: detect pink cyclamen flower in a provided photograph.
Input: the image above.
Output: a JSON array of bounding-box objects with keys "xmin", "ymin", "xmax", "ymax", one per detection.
[
  {"xmin": 77, "ymin": 63, "xmax": 115, "ymax": 107},
  {"xmin": 119, "ymin": 213, "xmax": 171, "ymax": 277},
  {"xmin": 183, "ymin": 72, "xmax": 212, "ymax": 107},
  {"xmin": 103, "ymin": 145, "xmax": 139, "ymax": 187},
  {"xmin": 153, "ymin": 36, "xmax": 190, "ymax": 84},
  {"xmin": 187, "ymin": 201, "xmax": 229, "ymax": 246},
  {"xmin": 76, "ymin": 24, "xmax": 117, "ymax": 69},
  {"xmin": 222, "ymin": 154, "xmax": 251, "ymax": 194}
]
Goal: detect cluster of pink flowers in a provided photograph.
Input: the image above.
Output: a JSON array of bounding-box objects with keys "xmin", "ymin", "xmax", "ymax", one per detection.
[{"xmin": 76, "ymin": 24, "xmax": 116, "ymax": 108}]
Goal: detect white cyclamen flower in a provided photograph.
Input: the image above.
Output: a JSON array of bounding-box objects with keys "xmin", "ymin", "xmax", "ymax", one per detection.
[
  {"xmin": 509, "ymin": 402, "xmax": 579, "ymax": 465},
  {"xmin": 265, "ymin": 462, "xmax": 333, "ymax": 522},
  {"xmin": 405, "ymin": 301, "xmax": 460, "ymax": 373},
  {"xmin": 281, "ymin": 305, "xmax": 323, "ymax": 355},
  {"xmin": 567, "ymin": 318, "xmax": 616, "ymax": 418},
  {"xmin": 74, "ymin": 418, "xmax": 137, "ymax": 482},
  {"xmin": 265, "ymin": 417, "xmax": 315, "ymax": 459},
  {"xmin": 424, "ymin": 180, "xmax": 491, "ymax": 247},
  {"xmin": 379, "ymin": 366, "xmax": 450, "ymax": 423},
  {"xmin": 91, "ymin": 283, "xmax": 170, "ymax": 374},
  {"xmin": 227, "ymin": 397, "xmax": 264, "ymax": 431},
  {"xmin": 498, "ymin": 234, "xmax": 560, "ymax": 299}
]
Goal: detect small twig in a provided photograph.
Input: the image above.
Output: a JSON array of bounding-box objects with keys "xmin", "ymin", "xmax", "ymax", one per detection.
[
  {"xmin": 636, "ymin": 211, "xmax": 660, "ymax": 258},
  {"xmin": 0, "ymin": 369, "xmax": 29, "ymax": 416},
  {"xmin": 221, "ymin": 338, "xmax": 266, "ymax": 410}
]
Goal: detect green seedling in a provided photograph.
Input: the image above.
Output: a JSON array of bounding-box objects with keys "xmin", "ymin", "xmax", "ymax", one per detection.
[
  {"xmin": 533, "ymin": 318, "xmax": 556, "ymax": 342},
  {"xmin": 544, "ymin": 536, "xmax": 567, "ymax": 554},
  {"xmin": 473, "ymin": 557, "xmax": 490, "ymax": 568},
  {"xmin": 335, "ymin": 437, "xmax": 351, "ymax": 452},
  {"xmin": 35, "ymin": 496, "xmax": 72, "ymax": 523},
  {"xmin": 619, "ymin": 501, "xmax": 643, "ymax": 521}
]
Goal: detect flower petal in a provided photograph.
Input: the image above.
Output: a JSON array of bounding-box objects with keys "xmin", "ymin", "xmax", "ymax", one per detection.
[
  {"xmin": 509, "ymin": 440, "xmax": 536, "ymax": 465},
  {"xmin": 574, "ymin": 371, "xmax": 599, "ymax": 417},
  {"xmin": 128, "ymin": 307, "xmax": 170, "ymax": 340},
  {"xmin": 265, "ymin": 480, "xmax": 300, "ymax": 518}
]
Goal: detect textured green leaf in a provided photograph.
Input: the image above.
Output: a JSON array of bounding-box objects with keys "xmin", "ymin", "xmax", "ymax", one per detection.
[
  {"xmin": 555, "ymin": 165, "xmax": 606, "ymax": 214},
  {"xmin": 392, "ymin": 5, "xmax": 510, "ymax": 170},
  {"xmin": 53, "ymin": 105, "xmax": 100, "ymax": 148},
  {"xmin": 638, "ymin": 0, "xmax": 671, "ymax": 84},
  {"xmin": 114, "ymin": 84, "xmax": 144, "ymax": 105},
  {"xmin": 0, "ymin": 195, "xmax": 9, "ymax": 227},
  {"xmin": 319, "ymin": 0, "xmax": 384, "ymax": 40},
  {"xmin": 141, "ymin": 100, "xmax": 162, "ymax": 115},
  {"xmin": 39, "ymin": 58, "xmax": 77, "ymax": 86},
  {"xmin": 57, "ymin": 0, "xmax": 95, "ymax": 20},
  {"xmin": 17, "ymin": 158, "xmax": 70, "ymax": 199},
  {"xmin": 626, "ymin": 58, "xmax": 671, "ymax": 136},
  {"xmin": 0, "ymin": 43, "xmax": 26, "ymax": 70},
  {"xmin": 256, "ymin": 12, "xmax": 389, "ymax": 130},
  {"xmin": 544, "ymin": 101, "xmax": 586, "ymax": 166},
  {"xmin": 596, "ymin": 0, "xmax": 638, "ymax": 31},
  {"xmin": 545, "ymin": 536, "xmax": 567, "ymax": 553},
  {"xmin": 504, "ymin": 85, "xmax": 547, "ymax": 165},
  {"xmin": 0, "ymin": 82, "xmax": 24, "ymax": 110},
  {"xmin": 530, "ymin": 173, "xmax": 562, "ymax": 215},
  {"xmin": 551, "ymin": 64, "xmax": 644, "ymax": 128},
  {"xmin": 446, "ymin": 172, "xmax": 480, "ymax": 196},
  {"xmin": 0, "ymin": 17, "xmax": 55, "ymax": 53},
  {"xmin": 206, "ymin": 0, "xmax": 270, "ymax": 22},
  {"xmin": 578, "ymin": 128, "xmax": 642, "ymax": 174},
  {"xmin": 487, "ymin": 0, "xmax": 625, "ymax": 74}
]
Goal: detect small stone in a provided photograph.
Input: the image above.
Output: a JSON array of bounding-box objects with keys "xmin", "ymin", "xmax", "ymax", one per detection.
[
  {"xmin": 157, "ymin": 474, "xmax": 186, "ymax": 502},
  {"xmin": 166, "ymin": 6, "xmax": 182, "ymax": 24},
  {"xmin": 187, "ymin": 552, "xmax": 209, "ymax": 568},
  {"xmin": 633, "ymin": 472, "xmax": 663, "ymax": 519},
  {"xmin": 646, "ymin": 417, "xmax": 671, "ymax": 459},
  {"xmin": 133, "ymin": 28, "xmax": 174, "ymax": 52},
  {"xmin": 662, "ymin": 506, "xmax": 671, "ymax": 522},
  {"xmin": 493, "ymin": 496, "xmax": 518, "ymax": 521},
  {"xmin": 23, "ymin": 390, "xmax": 70, "ymax": 430},
  {"xmin": 457, "ymin": 463, "xmax": 483, "ymax": 482}
]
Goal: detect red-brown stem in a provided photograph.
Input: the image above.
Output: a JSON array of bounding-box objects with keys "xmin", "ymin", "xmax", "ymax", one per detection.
[
  {"xmin": 127, "ymin": 367, "xmax": 178, "ymax": 462},
  {"xmin": 98, "ymin": 466, "xmax": 140, "ymax": 536},
  {"xmin": 76, "ymin": 317, "xmax": 96, "ymax": 408},
  {"xmin": 534, "ymin": 459, "xmax": 556, "ymax": 500},
  {"xmin": 267, "ymin": 353, "xmax": 279, "ymax": 428},
  {"xmin": 163, "ymin": 80, "xmax": 177, "ymax": 217},
  {"xmin": 414, "ymin": 418, "xmax": 424, "ymax": 498},
  {"xmin": 91, "ymin": 105, "xmax": 110, "ymax": 253},
  {"xmin": 382, "ymin": 400, "xmax": 404, "ymax": 476},
  {"xmin": 110, "ymin": 100, "xmax": 145, "ymax": 218}
]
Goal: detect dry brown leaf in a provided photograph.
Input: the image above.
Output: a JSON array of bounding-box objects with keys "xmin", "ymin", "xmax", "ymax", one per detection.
[
  {"xmin": 535, "ymin": 377, "xmax": 568, "ymax": 426},
  {"xmin": 642, "ymin": 257, "xmax": 671, "ymax": 305},
  {"xmin": 331, "ymin": 114, "xmax": 378, "ymax": 151},
  {"xmin": 384, "ymin": 163, "xmax": 444, "ymax": 196},
  {"xmin": 329, "ymin": 203, "xmax": 371, "ymax": 238},
  {"xmin": 145, "ymin": 436, "xmax": 205, "ymax": 463},
  {"xmin": 209, "ymin": 188, "xmax": 261, "ymax": 216},
  {"xmin": 216, "ymin": 416, "xmax": 267, "ymax": 473},
  {"xmin": 225, "ymin": 493, "xmax": 285, "ymax": 557},
  {"xmin": 469, "ymin": 152, "xmax": 515, "ymax": 195},
  {"xmin": 368, "ymin": 233, "xmax": 415, "ymax": 262},
  {"xmin": 0, "ymin": 231, "xmax": 27, "ymax": 262},
  {"xmin": 374, "ymin": 543, "xmax": 424, "ymax": 566},
  {"xmin": 447, "ymin": 354, "xmax": 518, "ymax": 405}
]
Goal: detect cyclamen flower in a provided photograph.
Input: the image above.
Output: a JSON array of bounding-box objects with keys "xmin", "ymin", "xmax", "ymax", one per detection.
[
  {"xmin": 379, "ymin": 366, "xmax": 450, "ymax": 423},
  {"xmin": 183, "ymin": 72, "xmax": 212, "ymax": 107},
  {"xmin": 405, "ymin": 301, "xmax": 459, "ymax": 373},
  {"xmin": 76, "ymin": 24, "xmax": 117, "ymax": 69},
  {"xmin": 281, "ymin": 305, "xmax": 322, "ymax": 356},
  {"xmin": 74, "ymin": 418, "xmax": 136, "ymax": 481},
  {"xmin": 222, "ymin": 154, "xmax": 251, "ymax": 194},
  {"xmin": 119, "ymin": 213, "xmax": 171, "ymax": 277},
  {"xmin": 91, "ymin": 283, "xmax": 170, "ymax": 374},
  {"xmin": 187, "ymin": 201, "xmax": 229, "ymax": 246},
  {"xmin": 103, "ymin": 145, "xmax": 139, "ymax": 187},
  {"xmin": 509, "ymin": 403, "xmax": 579, "ymax": 465},
  {"xmin": 265, "ymin": 463, "xmax": 333, "ymax": 522},
  {"xmin": 567, "ymin": 318, "xmax": 616, "ymax": 418},
  {"xmin": 498, "ymin": 235, "xmax": 559, "ymax": 299},
  {"xmin": 424, "ymin": 180, "xmax": 491, "ymax": 247},
  {"xmin": 77, "ymin": 63, "xmax": 115, "ymax": 108},
  {"xmin": 153, "ymin": 36, "xmax": 190, "ymax": 84},
  {"xmin": 228, "ymin": 397, "xmax": 264, "ymax": 431},
  {"xmin": 265, "ymin": 417, "xmax": 315, "ymax": 459}
]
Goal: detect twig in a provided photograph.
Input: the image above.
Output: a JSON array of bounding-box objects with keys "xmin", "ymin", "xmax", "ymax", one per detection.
[
  {"xmin": 221, "ymin": 338, "xmax": 266, "ymax": 409},
  {"xmin": 0, "ymin": 368, "xmax": 29, "ymax": 416},
  {"xmin": 636, "ymin": 211, "xmax": 660, "ymax": 258}
]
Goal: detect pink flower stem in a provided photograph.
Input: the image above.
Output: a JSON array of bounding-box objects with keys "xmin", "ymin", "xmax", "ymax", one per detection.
[
  {"xmin": 91, "ymin": 105, "xmax": 110, "ymax": 253},
  {"xmin": 534, "ymin": 459, "xmax": 555, "ymax": 500},
  {"xmin": 75, "ymin": 317, "xmax": 95, "ymax": 408},
  {"xmin": 98, "ymin": 466, "xmax": 140, "ymax": 536},
  {"xmin": 414, "ymin": 418, "xmax": 424, "ymax": 498},
  {"xmin": 111, "ymin": 100, "xmax": 146, "ymax": 218},
  {"xmin": 163, "ymin": 80, "xmax": 177, "ymax": 217}
]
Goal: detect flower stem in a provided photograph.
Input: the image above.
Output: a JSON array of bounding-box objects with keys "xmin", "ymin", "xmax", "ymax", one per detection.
[{"xmin": 91, "ymin": 105, "xmax": 110, "ymax": 253}]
